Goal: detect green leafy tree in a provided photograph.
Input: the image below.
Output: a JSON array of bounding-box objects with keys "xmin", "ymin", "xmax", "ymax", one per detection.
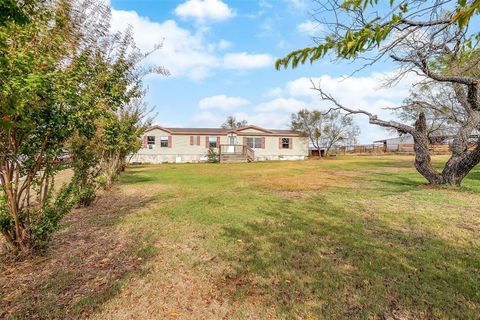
[
  {"xmin": 99, "ymin": 99, "xmax": 152, "ymax": 189},
  {"xmin": 0, "ymin": 0, "xmax": 163, "ymax": 253},
  {"xmin": 67, "ymin": 19, "xmax": 166, "ymax": 201},
  {"xmin": 277, "ymin": 0, "xmax": 480, "ymax": 186},
  {"xmin": 207, "ymin": 147, "xmax": 220, "ymax": 163},
  {"xmin": 0, "ymin": 0, "xmax": 87, "ymax": 252}
]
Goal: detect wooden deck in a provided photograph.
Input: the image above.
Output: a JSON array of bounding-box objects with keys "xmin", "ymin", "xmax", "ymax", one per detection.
[{"xmin": 218, "ymin": 144, "xmax": 254, "ymax": 163}]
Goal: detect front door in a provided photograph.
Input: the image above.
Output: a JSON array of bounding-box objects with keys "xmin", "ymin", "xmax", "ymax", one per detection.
[{"xmin": 227, "ymin": 135, "xmax": 237, "ymax": 153}]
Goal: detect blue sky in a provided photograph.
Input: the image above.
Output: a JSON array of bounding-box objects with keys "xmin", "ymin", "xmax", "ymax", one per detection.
[{"xmin": 109, "ymin": 0, "xmax": 417, "ymax": 143}]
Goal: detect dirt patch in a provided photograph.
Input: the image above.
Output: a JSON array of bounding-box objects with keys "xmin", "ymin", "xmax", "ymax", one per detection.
[{"xmin": 0, "ymin": 188, "xmax": 156, "ymax": 319}]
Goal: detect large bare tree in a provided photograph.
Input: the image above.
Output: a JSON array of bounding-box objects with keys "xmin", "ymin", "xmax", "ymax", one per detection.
[
  {"xmin": 221, "ymin": 116, "xmax": 248, "ymax": 129},
  {"xmin": 276, "ymin": 0, "xmax": 480, "ymax": 186},
  {"xmin": 291, "ymin": 109, "xmax": 359, "ymax": 157}
]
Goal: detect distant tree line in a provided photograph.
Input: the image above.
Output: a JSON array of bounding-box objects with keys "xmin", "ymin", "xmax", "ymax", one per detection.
[{"xmin": 0, "ymin": 0, "xmax": 167, "ymax": 254}]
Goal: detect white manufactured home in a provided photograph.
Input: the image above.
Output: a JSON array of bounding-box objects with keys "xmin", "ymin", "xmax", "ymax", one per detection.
[{"xmin": 130, "ymin": 125, "xmax": 309, "ymax": 163}]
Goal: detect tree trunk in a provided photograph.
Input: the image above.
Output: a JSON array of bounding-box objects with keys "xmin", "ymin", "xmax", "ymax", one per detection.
[
  {"xmin": 413, "ymin": 113, "xmax": 446, "ymax": 185},
  {"xmin": 411, "ymin": 112, "xmax": 480, "ymax": 186},
  {"xmin": 440, "ymin": 150, "xmax": 480, "ymax": 186}
]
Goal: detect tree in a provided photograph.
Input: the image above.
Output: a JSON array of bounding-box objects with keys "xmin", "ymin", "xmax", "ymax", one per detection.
[
  {"xmin": 322, "ymin": 110, "xmax": 360, "ymax": 155},
  {"xmin": 291, "ymin": 109, "xmax": 359, "ymax": 157},
  {"xmin": 0, "ymin": 0, "xmax": 93, "ymax": 252},
  {"xmin": 221, "ymin": 116, "xmax": 248, "ymax": 129},
  {"xmin": 99, "ymin": 99, "xmax": 152, "ymax": 189},
  {"xmin": 291, "ymin": 109, "xmax": 323, "ymax": 157},
  {"xmin": 276, "ymin": 0, "xmax": 480, "ymax": 186},
  {"xmin": 67, "ymin": 24, "xmax": 162, "ymax": 204},
  {"xmin": 396, "ymin": 82, "xmax": 470, "ymax": 144},
  {"xmin": 0, "ymin": 0, "xmax": 164, "ymax": 253},
  {"xmin": 0, "ymin": 0, "xmax": 35, "ymax": 27}
]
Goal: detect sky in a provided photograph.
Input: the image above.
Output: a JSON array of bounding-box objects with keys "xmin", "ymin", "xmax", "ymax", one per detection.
[{"xmin": 108, "ymin": 0, "xmax": 418, "ymax": 144}]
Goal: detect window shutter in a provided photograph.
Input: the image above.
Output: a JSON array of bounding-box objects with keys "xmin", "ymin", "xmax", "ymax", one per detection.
[
  {"xmin": 289, "ymin": 138, "xmax": 293, "ymax": 149},
  {"xmin": 197, "ymin": 135, "xmax": 201, "ymax": 145},
  {"xmin": 279, "ymin": 138, "xmax": 282, "ymax": 149},
  {"xmin": 205, "ymin": 136, "xmax": 209, "ymax": 148},
  {"xmin": 190, "ymin": 136, "xmax": 194, "ymax": 145},
  {"xmin": 243, "ymin": 137, "xmax": 247, "ymax": 146},
  {"xmin": 143, "ymin": 136, "xmax": 147, "ymax": 148},
  {"xmin": 168, "ymin": 136, "xmax": 172, "ymax": 148},
  {"xmin": 216, "ymin": 136, "xmax": 220, "ymax": 147}
]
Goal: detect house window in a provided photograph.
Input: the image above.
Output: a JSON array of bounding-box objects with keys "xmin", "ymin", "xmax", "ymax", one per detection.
[
  {"xmin": 247, "ymin": 137, "xmax": 262, "ymax": 148},
  {"xmin": 209, "ymin": 136, "xmax": 217, "ymax": 148},
  {"xmin": 147, "ymin": 136, "xmax": 155, "ymax": 149},
  {"xmin": 281, "ymin": 138, "xmax": 290, "ymax": 149},
  {"xmin": 160, "ymin": 136, "xmax": 168, "ymax": 148}
]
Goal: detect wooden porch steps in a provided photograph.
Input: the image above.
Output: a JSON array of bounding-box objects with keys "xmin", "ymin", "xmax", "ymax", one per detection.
[
  {"xmin": 218, "ymin": 144, "xmax": 254, "ymax": 163},
  {"xmin": 220, "ymin": 154, "xmax": 249, "ymax": 163}
]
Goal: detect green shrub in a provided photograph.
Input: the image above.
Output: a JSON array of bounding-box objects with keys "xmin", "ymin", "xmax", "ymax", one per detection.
[{"xmin": 207, "ymin": 147, "xmax": 220, "ymax": 163}]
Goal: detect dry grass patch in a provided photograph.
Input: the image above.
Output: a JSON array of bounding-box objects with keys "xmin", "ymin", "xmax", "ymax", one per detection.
[
  {"xmin": 251, "ymin": 169, "xmax": 360, "ymax": 191},
  {"xmin": 89, "ymin": 226, "xmax": 277, "ymax": 320},
  {"xmin": 0, "ymin": 188, "xmax": 159, "ymax": 319}
]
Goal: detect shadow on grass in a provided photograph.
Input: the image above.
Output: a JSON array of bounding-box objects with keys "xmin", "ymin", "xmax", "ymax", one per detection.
[
  {"xmin": 220, "ymin": 195, "xmax": 480, "ymax": 319},
  {"xmin": 366, "ymin": 164, "xmax": 480, "ymax": 194},
  {"xmin": 366, "ymin": 172, "xmax": 426, "ymax": 193},
  {"xmin": 120, "ymin": 172, "xmax": 159, "ymax": 185},
  {"xmin": 0, "ymin": 192, "xmax": 158, "ymax": 320}
]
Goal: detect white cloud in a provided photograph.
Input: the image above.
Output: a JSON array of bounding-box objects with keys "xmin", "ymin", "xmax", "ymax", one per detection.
[
  {"xmin": 191, "ymin": 111, "xmax": 226, "ymax": 126},
  {"xmin": 244, "ymin": 112, "xmax": 291, "ymax": 128},
  {"xmin": 110, "ymin": 9, "xmax": 275, "ymax": 80},
  {"xmin": 174, "ymin": 0, "xmax": 235, "ymax": 23},
  {"xmin": 217, "ymin": 39, "xmax": 232, "ymax": 50},
  {"xmin": 223, "ymin": 52, "xmax": 274, "ymax": 70},
  {"xmin": 297, "ymin": 20, "xmax": 322, "ymax": 36},
  {"xmin": 264, "ymin": 87, "xmax": 283, "ymax": 98},
  {"xmin": 199, "ymin": 95, "xmax": 250, "ymax": 110},
  {"xmin": 284, "ymin": 0, "xmax": 306, "ymax": 9},
  {"xmin": 110, "ymin": 10, "xmax": 219, "ymax": 80},
  {"xmin": 285, "ymin": 72, "xmax": 419, "ymax": 114},
  {"xmin": 255, "ymin": 97, "xmax": 308, "ymax": 112},
  {"xmin": 259, "ymin": 1, "xmax": 273, "ymax": 9}
]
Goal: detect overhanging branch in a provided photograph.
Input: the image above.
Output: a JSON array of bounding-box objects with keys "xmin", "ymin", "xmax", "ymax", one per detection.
[{"xmin": 310, "ymin": 80, "xmax": 415, "ymax": 134}]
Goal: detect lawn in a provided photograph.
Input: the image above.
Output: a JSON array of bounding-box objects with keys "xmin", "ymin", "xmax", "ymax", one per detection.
[{"xmin": 1, "ymin": 155, "xmax": 480, "ymax": 319}]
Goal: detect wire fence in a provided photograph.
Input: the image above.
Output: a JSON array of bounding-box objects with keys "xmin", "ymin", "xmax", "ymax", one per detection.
[{"xmin": 312, "ymin": 143, "xmax": 459, "ymax": 155}]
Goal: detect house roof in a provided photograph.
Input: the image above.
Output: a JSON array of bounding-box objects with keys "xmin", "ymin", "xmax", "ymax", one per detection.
[{"xmin": 145, "ymin": 125, "xmax": 301, "ymax": 136}]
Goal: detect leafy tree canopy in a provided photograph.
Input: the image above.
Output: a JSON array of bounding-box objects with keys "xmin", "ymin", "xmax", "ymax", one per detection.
[{"xmin": 275, "ymin": 0, "xmax": 480, "ymax": 69}]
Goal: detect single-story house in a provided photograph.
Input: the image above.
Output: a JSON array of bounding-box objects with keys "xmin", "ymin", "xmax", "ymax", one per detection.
[{"xmin": 130, "ymin": 125, "xmax": 309, "ymax": 163}]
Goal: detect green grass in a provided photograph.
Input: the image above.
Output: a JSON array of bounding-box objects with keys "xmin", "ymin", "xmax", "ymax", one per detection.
[
  {"xmin": 106, "ymin": 155, "xmax": 480, "ymax": 319},
  {"xmin": 3, "ymin": 155, "xmax": 479, "ymax": 319}
]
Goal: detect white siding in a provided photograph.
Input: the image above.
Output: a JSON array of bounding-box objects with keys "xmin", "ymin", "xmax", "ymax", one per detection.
[{"xmin": 130, "ymin": 128, "xmax": 308, "ymax": 163}]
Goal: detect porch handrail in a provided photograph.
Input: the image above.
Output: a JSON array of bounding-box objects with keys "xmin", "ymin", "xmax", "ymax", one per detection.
[
  {"xmin": 219, "ymin": 144, "xmax": 244, "ymax": 155},
  {"xmin": 243, "ymin": 145, "xmax": 254, "ymax": 162}
]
